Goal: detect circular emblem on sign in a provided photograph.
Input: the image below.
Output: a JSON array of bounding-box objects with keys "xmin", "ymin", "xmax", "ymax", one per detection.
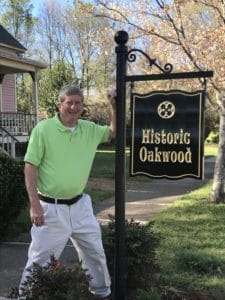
[{"xmin": 157, "ymin": 101, "xmax": 175, "ymax": 119}]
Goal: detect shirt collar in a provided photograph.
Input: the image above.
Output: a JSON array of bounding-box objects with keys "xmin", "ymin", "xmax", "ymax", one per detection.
[{"xmin": 53, "ymin": 114, "xmax": 79, "ymax": 132}]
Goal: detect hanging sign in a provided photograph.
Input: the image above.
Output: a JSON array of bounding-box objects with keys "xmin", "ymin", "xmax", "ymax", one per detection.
[{"xmin": 130, "ymin": 90, "xmax": 205, "ymax": 179}]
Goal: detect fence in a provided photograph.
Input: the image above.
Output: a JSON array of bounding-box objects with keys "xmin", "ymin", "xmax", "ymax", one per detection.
[{"xmin": 0, "ymin": 112, "xmax": 36, "ymax": 136}]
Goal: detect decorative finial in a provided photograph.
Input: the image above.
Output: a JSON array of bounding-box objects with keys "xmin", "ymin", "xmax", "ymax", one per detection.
[{"xmin": 114, "ymin": 31, "xmax": 129, "ymax": 45}]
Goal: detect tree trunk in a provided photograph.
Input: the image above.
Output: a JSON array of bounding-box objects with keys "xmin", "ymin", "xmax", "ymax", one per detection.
[{"xmin": 210, "ymin": 92, "xmax": 225, "ymax": 203}]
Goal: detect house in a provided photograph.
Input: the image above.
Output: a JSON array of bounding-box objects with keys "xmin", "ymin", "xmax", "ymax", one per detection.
[{"xmin": 0, "ymin": 24, "xmax": 47, "ymax": 158}]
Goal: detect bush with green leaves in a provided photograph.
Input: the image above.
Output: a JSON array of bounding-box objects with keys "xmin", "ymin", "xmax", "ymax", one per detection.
[
  {"xmin": 0, "ymin": 150, "xmax": 27, "ymax": 241},
  {"xmin": 205, "ymin": 106, "xmax": 219, "ymax": 140},
  {"xmin": 136, "ymin": 288, "xmax": 161, "ymax": 300},
  {"xmin": 102, "ymin": 215, "xmax": 160, "ymax": 289},
  {"xmin": 11, "ymin": 256, "xmax": 94, "ymax": 300}
]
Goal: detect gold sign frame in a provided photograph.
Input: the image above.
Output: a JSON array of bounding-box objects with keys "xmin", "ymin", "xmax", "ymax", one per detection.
[{"xmin": 130, "ymin": 90, "xmax": 205, "ymax": 179}]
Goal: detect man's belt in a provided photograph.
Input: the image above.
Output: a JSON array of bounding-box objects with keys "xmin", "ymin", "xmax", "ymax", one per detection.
[{"xmin": 38, "ymin": 193, "xmax": 83, "ymax": 205}]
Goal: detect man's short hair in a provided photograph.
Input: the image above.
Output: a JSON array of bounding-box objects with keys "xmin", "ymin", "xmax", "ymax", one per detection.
[{"xmin": 58, "ymin": 84, "xmax": 84, "ymax": 102}]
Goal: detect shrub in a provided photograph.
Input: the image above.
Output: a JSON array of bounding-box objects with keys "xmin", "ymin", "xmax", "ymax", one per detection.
[
  {"xmin": 102, "ymin": 215, "xmax": 160, "ymax": 289},
  {"xmin": 12, "ymin": 256, "xmax": 94, "ymax": 300},
  {"xmin": 205, "ymin": 106, "xmax": 219, "ymax": 140},
  {"xmin": 84, "ymin": 102, "xmax": 111, "ymax": 125},
  {"xmin": 206, "ymin": 131, "xmax": 219, "ymax": 144},
  {"xmin": 0, "ymin": 150, "xmax": 27, "ymax": 241},
  {"xmin": 136, "ymin": 288, "xmax": 161, "ymax": 300},
  {"xmin": 16, "ymin": 141, "xmax": 28, "ymax": 159}
]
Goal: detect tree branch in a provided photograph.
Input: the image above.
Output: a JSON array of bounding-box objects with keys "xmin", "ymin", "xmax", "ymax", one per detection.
[
  {"xmin": 96, "ymin": 0, "xmax": 221, "ymax": 96},
  {"xmin": 195, "ymin": 0, "xmax": 225, "ymax": 24},
  {"xmin": 96, "ymin": 1, "xmax": 180, "ymax": 45}
]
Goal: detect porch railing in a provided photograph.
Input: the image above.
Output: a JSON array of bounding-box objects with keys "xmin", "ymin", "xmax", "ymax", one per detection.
[
  {"xmin": 0, "ymin": 112, "xmax": 36, "ymax": 136},
  {"xmin": 0, "ymin": 126, "xmax": 20, "ymax": 158}
]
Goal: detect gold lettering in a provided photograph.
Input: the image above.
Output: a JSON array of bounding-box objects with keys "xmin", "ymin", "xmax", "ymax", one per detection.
[
  {"xmin": 142, "ymin": 129, "xmax": 150, "ymax": 144},
  {"xmin": 155, "ymin": 132, "xmax": 161, "ymax": 144},
  {"xmin": 138, "ymin": 146, "xmax": 192, "ymax": 163},
  {"xmin": 161, "ymin": 130, "xmax": 167, "ymax": 144},
  {"xmin": 173, "ymin": 132, "xmax": 180, "ymax": 144},
  {"xmin": 179, "ymin": 129, "xmax": 184, "ymax": 144},
  {"xmin": 150, "ymin": 129, "xmax": 155, "ymax": 144},
  {"xmin": 139, "ymin": 146, "xmax": 147, "ymax": 161},
  {"xmin": 147, "ymin": 151, "xmax": 154, "ymax": 162},
  {"xmin": 162, "ymin": 151, "xmax": 170, "ymax": 162},
  {"xmin": 184, "ymin": 133, "xmax": 191, "ymax": 144},
  {"xmin": 177, "ymin": 151, "xmax": 185, "ymax": 162},
  {"xmin": 154, "ymin": 147, "xmax": 161, "ymax": 162},
  {"xmin": 140, "ymin": 128, "xmax": 191, "ymax": 145},
  {"xmin": 185, "ymin": 147, "xmax": 192, "ymax": 163},
  {"xmin": 167, "ymin": 133, "xmax": 174, "ymax": 144},
  {"xmin": 170, "ymin": 151, "xmax": 177, "ymax": 162}
]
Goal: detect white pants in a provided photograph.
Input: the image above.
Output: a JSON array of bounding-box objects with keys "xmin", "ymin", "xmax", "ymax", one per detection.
[{"xmin": 20, "ymin": 194, "xmax": 111, "ymax": 298}]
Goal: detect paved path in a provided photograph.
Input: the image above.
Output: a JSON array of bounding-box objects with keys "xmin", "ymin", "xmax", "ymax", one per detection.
[
  {"xmin": 0, "ymin": 157, "xmax": 215, "ymax": 298},
  {"xmin": 95, "ymin": 157, "xmax": 215, "ymax": 224}
]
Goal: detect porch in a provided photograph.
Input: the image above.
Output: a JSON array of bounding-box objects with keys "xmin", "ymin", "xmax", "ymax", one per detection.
[
  {"xmin": 0, "ymin": 42, "xmax": 47, "ymax": 158},
  {"xmin": 0, "ymin": 112, "xmax": 36, "ymax": 159},
  {"xmin": 0, "ymin": 112, "xmax": 36, "ymax": 136}
]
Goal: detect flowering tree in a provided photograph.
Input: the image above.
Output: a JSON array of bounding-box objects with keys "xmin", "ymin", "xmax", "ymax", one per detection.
[{"xmin": 94, "ymin": 0, "xmax": 225, "ymax": 202}]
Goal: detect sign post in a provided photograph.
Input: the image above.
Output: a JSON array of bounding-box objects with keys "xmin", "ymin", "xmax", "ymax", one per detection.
[
  {"xmin": 114, "ymin": 31, "xmax": 128, "ymax": 300},
  {"xmin": 113, "ymin": 30, "xmax": 213, "ymax": 300}
]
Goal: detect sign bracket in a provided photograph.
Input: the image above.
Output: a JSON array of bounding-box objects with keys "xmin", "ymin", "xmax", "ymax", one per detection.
[{"xmin": 125, "ymin": 70, "xmax": 213, "ymax": 82}]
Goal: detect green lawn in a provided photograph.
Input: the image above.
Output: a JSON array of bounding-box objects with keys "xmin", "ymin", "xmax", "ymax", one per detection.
[
  {"xmin": 204, "ymin": 142, "xmax": 218, "ymax": 157},
  {"xmin": 84, "ymin": 187, "xmax": 113, "ymax": 205},
  {"xmin": 152, "ymin": 179, "xmax": 225, "ymax": 297},
  {"xmin": 91, "ymin": 142, "xmax": 223, "ymax": 297},
  {"xmin": 90, "ymin": 149, "xmax": 115, "ymax": 178},
  {"xmin": 90, "ymin": 143, "xmax": 222, "ymax": 297}
]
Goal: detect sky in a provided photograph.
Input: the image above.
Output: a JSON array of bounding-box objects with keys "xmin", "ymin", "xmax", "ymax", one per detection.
[{"xmin": 31, "ymin": 0, "xmax": 74, "ymax": 16}]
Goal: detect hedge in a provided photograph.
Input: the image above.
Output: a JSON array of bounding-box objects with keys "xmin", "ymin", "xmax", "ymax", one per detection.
[{"xmin": 0, "ymin": 150, "xmax": 27, "ymax": 241}]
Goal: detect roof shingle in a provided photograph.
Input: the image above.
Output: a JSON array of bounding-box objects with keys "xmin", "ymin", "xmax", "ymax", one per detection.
[{"xmin": 0, "ymin": 24, "xmax": 26, "ymax": 52}]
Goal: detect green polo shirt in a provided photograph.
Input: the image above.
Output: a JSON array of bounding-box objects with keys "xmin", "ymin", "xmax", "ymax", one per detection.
[{"xmin": 24, "ymin": 115, "xmax": 110, "ymax": 198}]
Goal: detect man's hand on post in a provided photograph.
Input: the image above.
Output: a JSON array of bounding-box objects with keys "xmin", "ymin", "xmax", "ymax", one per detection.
[{"xmin": 107, "ymin": 89, "xmax": 117, "ymax": 108}]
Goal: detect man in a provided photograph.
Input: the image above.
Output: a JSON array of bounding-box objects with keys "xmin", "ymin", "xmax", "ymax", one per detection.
[{"xmin": 19, "ymin": 84, "xmax": 116, "ymax": 300}]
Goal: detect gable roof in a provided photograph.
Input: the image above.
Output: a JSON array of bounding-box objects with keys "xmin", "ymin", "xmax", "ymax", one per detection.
[
  {"xmin": 0, "ymin": 50, "xmax": 47, "ymax": 74},
  {"xmin": 0, "ymin": 24, "xmax": 27, "ymax": 53}
]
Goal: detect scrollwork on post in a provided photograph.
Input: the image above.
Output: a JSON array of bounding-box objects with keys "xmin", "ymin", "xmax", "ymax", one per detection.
[{"xmin": 127, "ymin": 48, "xmax": 173, "ymax": 74}]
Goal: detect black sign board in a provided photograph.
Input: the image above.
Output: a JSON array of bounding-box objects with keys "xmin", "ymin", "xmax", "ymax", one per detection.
[{"xmin": 130, "ymin": 90, "xmax": 205, "ymax": 179}]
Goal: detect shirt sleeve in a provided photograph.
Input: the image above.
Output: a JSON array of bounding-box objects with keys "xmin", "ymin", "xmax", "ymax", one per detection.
[
  {"xmin": 97, "ymin": 125, "xmax": 110, "ymax": 144},
  {"xmin": 24, "ymin": 124, "xmax": 45, "ymax": 166},
  {"xmin": 100, "ymin": 125, "xmax": 110, "ymax": 143}
]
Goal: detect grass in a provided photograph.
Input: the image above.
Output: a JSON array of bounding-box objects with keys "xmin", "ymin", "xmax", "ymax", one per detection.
[
  {"xmin": 89, "ymin": 142, "xmax": 223, "ymax": 297},
  {"xmin": 90, "ymin": 146, "xmax": 130, "ymax": 179},
  {"xmin": 152, "ymin": 179, "xmax": 225, "ymax": 298},
  {"xmin": 204, "ymin": 142, "xmax": 218, "ymax": 157},
  {"xmin": 84, "ymin": 187, "xmax": 113, "ymax": 204},
  {"xmin": 90, "ymin": 149, "xmax": 115, "ymax": 178}
]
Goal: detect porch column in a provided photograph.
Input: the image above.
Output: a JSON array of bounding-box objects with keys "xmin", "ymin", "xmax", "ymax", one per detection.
[{"xmin": 0, "ymin": 74, "xmax": 5, "ymax": 112}]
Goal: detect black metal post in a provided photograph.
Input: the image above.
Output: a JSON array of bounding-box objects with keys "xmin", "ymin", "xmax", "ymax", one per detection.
[
  {"xmin": 114, "ymin": 31, "xmax": 128, "ymax": 300},
  {"xmin": 112, "ymin": 30, "xmax": 213, "ymax": 300}
]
